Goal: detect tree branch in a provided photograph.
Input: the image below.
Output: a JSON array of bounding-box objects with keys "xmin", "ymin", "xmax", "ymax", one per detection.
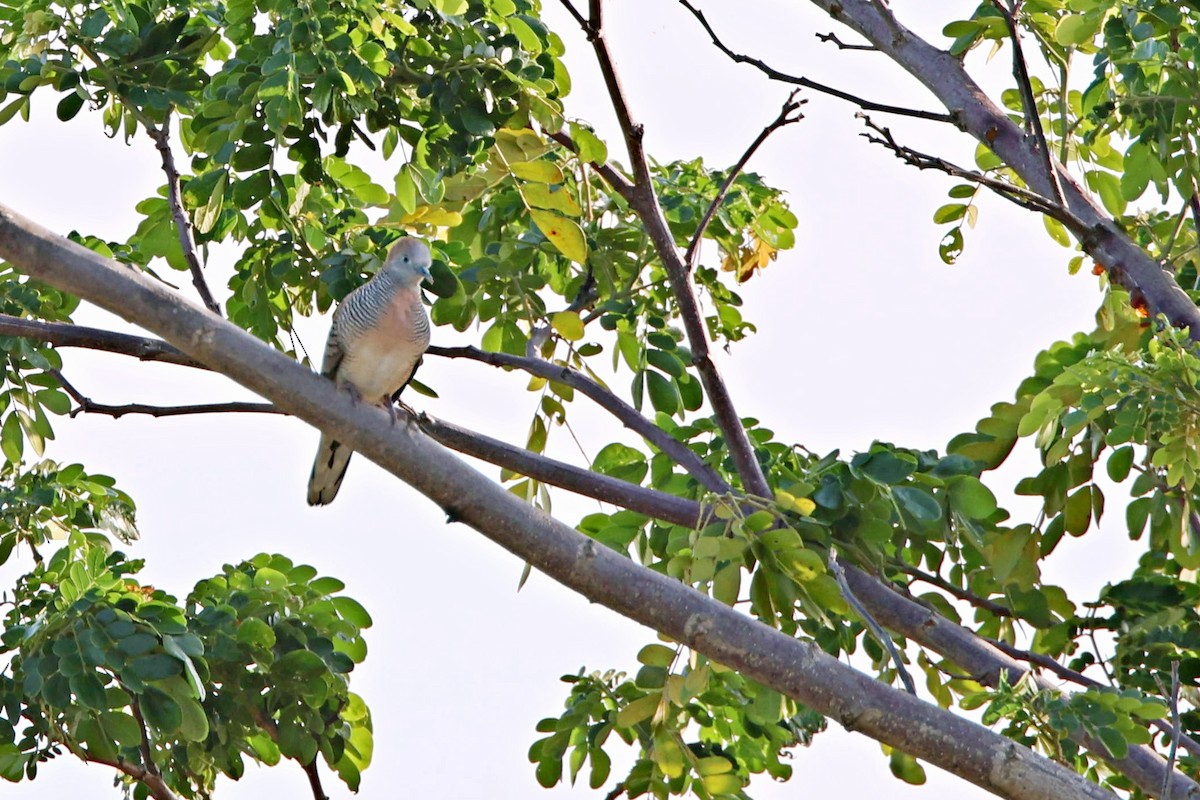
[
  {"xmin": 899, "ymin": 563, "xmax": 1014, "ymax": 618},
  {"xmin": 129, "ymin": 695, "xmax": 159, "ymax": 778},
  {"xmin": 427, "ymin": 344, "xmax": 730, "ymax": 493},
  {"xmin": 805, "ymin": 0, "xmax": 1200, "ymax": 339},
  {"xmin": 417, "ymin": 412, "xmax": 711, "ymax": 528},
  {"xmin": 302, "ymin": 758, "xmax": 328, "ymax": 800},
  {"xmin": 684, "ymin": 90, "xmax": 806, "ymax": 272},
  {"xmin": 679, "ymin": 1, "xmax": 955, "ymax": 124},
  {"xmin": 146, "ymin": 112, "xmax": 221, "ymax": 315},
  {"xmin": 570, "ymin": 0, "xmax": 774, "ymax": 499},
  {"xmin": 858, "ymin": 115, "xmax": 1077, "ymax": 222},
  {"xmin": 0, "ymin": 314, "xmax": 203, "ymax": 368},
  {"xmin": 84, "ymin": 753, "xmax": 179, "ymax": 800},
  {"xmin": 0, "ymin": 201, "xmax": 1129, "ymax": 800},
  {"xmin": 829, "ymin": 550, "xmax": 916, "ymax": 695}
]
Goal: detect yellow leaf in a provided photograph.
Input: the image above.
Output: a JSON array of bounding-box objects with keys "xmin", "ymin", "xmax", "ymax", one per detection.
[
  {"xmin": 399, "ymin": 205, "xmax": 463, "ymax": 228},
  {"xmin": 696, "ymin": 756, "xmax": 733, "ymax": 776},
  {"xmin": 793, "ymin": 497, "xmax": 816, "ymax": 516},
  {"xmin": 495, "ymin": 127, "xmax": 552, "ymax": 163},
  {"xmin": 522, "ymin": 183, "xmax": 581, "ymax": 216},
  {"xmin": 510, "ymin": 160, "xmax": 564, "ymax": 183},
  {"xmin": 652, "ymin": 731, "xmax": 685, "ymax": 778},
  {"xmin": 701, "ymin": 773, "xmax": 744, "ymax": 795},
  {"xmin": 550, "ymin": 311, "xmax": 584, "ymax": 341},
  {"xmin": 530, "ymin": 209, "xmax": 587, "ymax": 263}
]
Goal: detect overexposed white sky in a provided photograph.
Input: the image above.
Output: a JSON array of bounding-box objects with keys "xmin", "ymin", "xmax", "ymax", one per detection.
[{"xmin": 0, "ymin": 2, "xmax": 1140, "ymax": 799}]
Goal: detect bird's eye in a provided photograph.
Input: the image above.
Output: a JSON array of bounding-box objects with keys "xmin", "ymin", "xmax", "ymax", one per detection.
[{"xmin": 403, "ymin": 257, "xmax": 409, "ymax": 263}]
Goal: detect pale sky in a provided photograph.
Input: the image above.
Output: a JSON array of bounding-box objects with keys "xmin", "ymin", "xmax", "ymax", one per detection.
[{"xmin": 0, "ymin": 2, "xmax": 1136, "ymax": 799}]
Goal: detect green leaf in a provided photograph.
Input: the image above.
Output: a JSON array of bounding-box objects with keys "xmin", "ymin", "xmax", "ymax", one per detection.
[
  {"xmin": 636, "ymin": 644, "xmax": 675, "ymax": 667},
  {"xmin": 1043, "ymin": 215, "xmax": 1070, "ymax": 247},
  {"xmin": 644, "ymin": 370, "xmax": 680, "ymax": 415},
  {"xmin": 332, "ymin": 595, "xmax": 373, "ymax": 628},
  {"xmin": 890, "ymin": 751, "xmax": 927, "ymax": 785},
  {"xmin": 56, "ymin": 92, "xmax": 84, "ymax": 122},
  {"xmin": 948, "ymin": 476, "xmax": 998, "ymax": 520},
  {"xmin": 0, "ymin": 413, "xmax": 22, "ymax": 464},
  {"xmin": 893, "ymin": 486, "xmax": 942, "ymax": 522},
  {"xmin": 615, "ymin": 694, "xmax": 658, "ymax": 728},
  {"xmin": 1107, "ymin": 446, "xmax": 1134, "ymax": 482},
  {"xmin": 1086, "ymin": 170, "xmax": 1126, "ymax": 216}
]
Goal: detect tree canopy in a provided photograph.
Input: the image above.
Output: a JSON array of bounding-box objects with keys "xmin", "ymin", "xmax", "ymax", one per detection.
[{"xmin": 2, "ymin": 2, "xmax": 1200, "ymax": 800}]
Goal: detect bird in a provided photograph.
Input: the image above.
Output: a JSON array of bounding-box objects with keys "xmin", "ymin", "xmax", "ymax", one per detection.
[{"xmin": 307, "ymin": 237, "xmax": 433, "ymax": 505}]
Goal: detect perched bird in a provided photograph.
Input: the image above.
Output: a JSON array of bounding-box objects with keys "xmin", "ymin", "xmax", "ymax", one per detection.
[{"xmin": 307, "ymin": 237, "xmax": 433, "ymax": 505}]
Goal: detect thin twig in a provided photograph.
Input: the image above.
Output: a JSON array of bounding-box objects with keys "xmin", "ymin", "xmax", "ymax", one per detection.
[
  {"xmin": 858, "ymin": 115, "xmax": 1083, "ymax": 226},
  {"xmin": 899, "ymin": 564, "xmax": 1014, "ymax": 618},
  {"xmin": 302, "ymin": 758, "xmax": 328, "ymax": 800},
  {"xmin": 679, "ymin": 1, "xmax": 954, "ymax": 124},
  {"xmin": 684, "ymin": 90, "xmax": 806, "ymax": 271},
  {"xmin": 1163, "ymin": 661, "xmax": 1181, "ymax": 799},
  {"xmin": 146, "ymin": 111, "xmax": 222, "ymax": 315},
  {"xmin": 555, "ymin": 0, "xmax": 589, "ymax": 31},
  {"xmin": 989, "ymin": 0, "xmax": 1064, "ymax": 206},
  {"xmin": 129, "ymin": 696, "xmax": 160, "ymax": 777},
  {"xmin": 815, "ymin": 31, "xmax": 877, "ymax": 51},
  {"xmin": 829, "ymin": 551, "xmax": 917, "ymax": 695},
  {"xmin": 84, "ymin": 753, "xmax": 180, "ymax": 800}
]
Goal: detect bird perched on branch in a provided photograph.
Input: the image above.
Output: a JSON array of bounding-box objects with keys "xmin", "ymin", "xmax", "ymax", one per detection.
[{"xmin": 307, "ymin": 237, "xmax": 433, "ymax": 505}]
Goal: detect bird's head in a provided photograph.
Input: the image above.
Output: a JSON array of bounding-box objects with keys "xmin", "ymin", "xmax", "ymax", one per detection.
[{"xmin": 382, "ymin": 237, "xmax": 433, "ymax": 287}]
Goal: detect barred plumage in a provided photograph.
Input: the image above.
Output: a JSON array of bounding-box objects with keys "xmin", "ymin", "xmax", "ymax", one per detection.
[{"xmin": 307, "ymin": 238, "xmax": 433, "ymax": 505}]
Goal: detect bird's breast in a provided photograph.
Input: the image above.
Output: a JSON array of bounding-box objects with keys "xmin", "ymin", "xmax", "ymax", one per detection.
[{"xmin": 338, "ymin": 288, "xmax": 430, "ymax": 402}]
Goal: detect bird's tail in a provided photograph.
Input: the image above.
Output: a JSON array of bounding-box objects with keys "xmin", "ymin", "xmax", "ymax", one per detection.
[{"xmin": 307, "ymin": 433, "xmax": 354, "ymax": 505}]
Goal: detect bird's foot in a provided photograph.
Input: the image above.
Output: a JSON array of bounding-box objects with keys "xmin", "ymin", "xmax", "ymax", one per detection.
[{"xmin": 340, "ymin": 383, "xmax": 364, "ymax": 405}]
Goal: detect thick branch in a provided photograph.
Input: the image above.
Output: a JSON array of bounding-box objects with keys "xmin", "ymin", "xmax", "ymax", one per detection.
[
  {"xmin": 146, "ymin": 114, "xmax": 221, "ymax": 315},
  {"xmin": 427, "ymin": 344, "xmax": 730, "ymax": 493},
  {"xmin": 679, "ymin": 1, "xmax": 954, "ymax": 124},
  {"xmin": 573, "ymin": 1, "xmax": 774, "ymax": 499},
  {"xmin": 684, "ymin": 91, "xmax": 805, "ymax": 271},
  {"xmin": 806, "ymin": 0, "xmax": 1200, "ymax": 338},
  {"xmin": 0, "ymin": 202, "xmax": 1127, "ymax": 800}
]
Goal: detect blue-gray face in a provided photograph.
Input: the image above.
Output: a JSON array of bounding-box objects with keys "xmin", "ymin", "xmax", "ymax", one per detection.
[{"xmin": 385, "ymin": 238, "xmax": 433, "ymax": 285}]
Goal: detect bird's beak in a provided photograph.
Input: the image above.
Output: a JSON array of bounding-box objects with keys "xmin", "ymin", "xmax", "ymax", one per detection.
[{"xmin": 420, "ymin": 265, "xmax": 433, "ymax": 282}]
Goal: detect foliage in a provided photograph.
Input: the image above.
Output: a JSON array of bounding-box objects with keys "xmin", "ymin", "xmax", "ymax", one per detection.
[{"xmin": 4, "ymin": 0, "xmax": 1200, "ymax": 799}]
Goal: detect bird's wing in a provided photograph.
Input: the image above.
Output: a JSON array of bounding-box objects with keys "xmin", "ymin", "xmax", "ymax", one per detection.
[{"xmin": 318, "ymin": 312, "xmax": 346, "ymax": 380}]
